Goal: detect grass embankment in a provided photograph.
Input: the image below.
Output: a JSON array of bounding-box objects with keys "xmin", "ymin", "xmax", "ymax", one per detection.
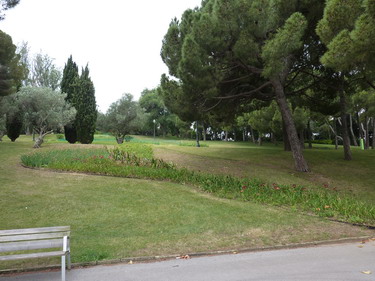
[
  {"xmin": 21, "ymin": 143, "xmax": 375, "ymax": 225},
  {"xmin": 152, "ymin": 140, "xmax": 375, "ymax": 204},
  {"xmin": 0, "ymin": 136, "xmax": 374, "ymax": 270}
]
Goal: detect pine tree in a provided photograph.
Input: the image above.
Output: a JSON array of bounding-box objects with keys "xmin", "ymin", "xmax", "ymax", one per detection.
[
  {"xmin": 75, "ymin": 65, "xmax": 97, "ymax": 144},
  {"xmin": 61, "ymin": 55, "xmax": 79, "ymax": 143}
]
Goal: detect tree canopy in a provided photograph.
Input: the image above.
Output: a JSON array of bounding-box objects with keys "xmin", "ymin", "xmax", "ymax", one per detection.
[
  {"xmin": 106, "ymin": 93, "xmax": 138, "ymax": 144},
  {"xmin": 0, "ymin": 30, "xmax": 26, "ymax": 96},
  {"xmin": 16, "ymin": 86, "xmax": 76, "ymax": 148},
  {"xmin": 160, "ymin": 0, "xmax": 327, "ymax": 171}
]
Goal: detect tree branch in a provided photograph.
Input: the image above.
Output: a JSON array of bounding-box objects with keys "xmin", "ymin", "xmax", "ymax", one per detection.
[{"xmin": 214, "ymin": 81, "xmax": 272, "ymax": 100}]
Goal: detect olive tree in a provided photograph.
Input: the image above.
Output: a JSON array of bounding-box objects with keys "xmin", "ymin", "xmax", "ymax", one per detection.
[
  {"xmin": 17, "ymin": 87, "xmax": 76, "ymax": 148},
  {"xmin": 106, "ymin": 93, "xmax": 137, "ymax": 144}
]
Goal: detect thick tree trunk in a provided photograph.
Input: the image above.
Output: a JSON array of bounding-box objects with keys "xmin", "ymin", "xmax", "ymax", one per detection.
[
  {"xmin": 33, "ymin": 135, "xmax": 44, "ymax": 148},
  {"xmin": 349, "ymin": 114, "xmax": 358, "ymax": 146},
  {"xmin": 272, "ymin": 79, "xmax": 309, "ymax": 172},
  {"xmin": 196, "ymin": 120, "xmax": 200, "ymax": 147},
  {"xmin": 224, "ymin": 131, "xmax": 228, "ymax": 142},
  {"xmin": 338, "ymin": 89, "xmax": 352, "ymax": 160},
  {"xmin": 258, "ymin": 134, "xmax": 262, "ymax": 146}
]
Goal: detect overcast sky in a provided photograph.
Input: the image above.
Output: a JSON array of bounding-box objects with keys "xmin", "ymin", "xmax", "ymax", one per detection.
[{"xmin": 0, "ymin": 0, "xmax": 202, "ymax": 112}]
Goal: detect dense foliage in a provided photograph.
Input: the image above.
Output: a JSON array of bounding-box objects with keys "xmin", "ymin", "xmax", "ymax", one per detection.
[{"xmin": 16, "ymin": 87, "xmax": 76, "ymax": 148}]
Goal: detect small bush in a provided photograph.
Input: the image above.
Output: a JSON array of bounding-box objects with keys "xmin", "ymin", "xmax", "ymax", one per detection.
[{"xmin": 56, "ymin": 134, "xmax": 65, "ymax": 140}]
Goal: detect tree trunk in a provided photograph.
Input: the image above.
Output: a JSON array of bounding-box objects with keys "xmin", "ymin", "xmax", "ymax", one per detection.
[
  {"xmin": 372, "ymin": 117, "xmax": 375, "ymax": 149},
  {"xmin": 357, "ymin": 111, "xmax": 364, "ymax": 147},
  {"xmin": 299, "ymin": 129, "xmax": 305, "ymax": 149},
  {"xmin": 271, "ymin": 132, "xmax": 277, "ymax": 145},
  {"xmin": 273, "ymin": 79, "xmax": 309, "ymax": 172},
  {"xmin": 33, "ymin": 136, "xmax": 44, "ymax": 148},
  {"xmin": 0, "ymin": 131, "xmax": 4, "ymax": 141},
  {"xmin": 250, "ymin": 126, "xmax": 256, "ymax": 143},
  {"xmin": 202, "ymin": 123, "xmax": 207, "ymax": 141},
  {"xmin": 338, "ymin": 89, "xmax": 352, "ymax": 160},
  {"xmin": 196, "ymin": 120, "xmax": 200, "ymax": 147},
  {"xmin": 365, "ymin": 116, "xmax": 370, "ymax": 149},
  {"xmin": 242, "ymin": 129, "xmax": 246, "ymax": 142},
  {"xmin": 307, "ymin": 119, "xmax": 312, "ymax": 149},
  {"xmin": 116, "ymin": 136, "xmax": 124, "ymax": 144},
  {"xmin": 225, "ymin": 131, "xmax": 228, "ymax": 142},
  {"xmin": 349, "ymin": 114, "xmax": 358, "ymax": 146},
  {"xmin": 258, "ymin": 134, "xmax": 262, "ymax": 146},
  {"xmin": 282, "ymin": 117, "xmax": 291, "ymax": 151},
  {"xmin": 333, "ymin": 118, "xmax": 338, "ymax": 150}
]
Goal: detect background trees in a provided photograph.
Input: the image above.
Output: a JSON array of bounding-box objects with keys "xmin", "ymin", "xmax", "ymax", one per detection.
[
  {"xmin": 0, "ymin": 0, "xmax": 20, "ymax": 20},
  {"xmin": 0, "ymin": 30, "xmax": 25, "ymax": 97}
]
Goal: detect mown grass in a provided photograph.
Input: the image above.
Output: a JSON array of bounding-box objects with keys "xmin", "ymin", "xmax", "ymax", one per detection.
[
  {"xmin": 21, "ymin": 143, "xmax": 375, "ymax": 225},
  {"xmin": 1, "ymin": 136, "xmax": 374, "ymax": 271},
  {"xmin": 154, "ymin": 141, "xmax": 375, "ymax": 204}
]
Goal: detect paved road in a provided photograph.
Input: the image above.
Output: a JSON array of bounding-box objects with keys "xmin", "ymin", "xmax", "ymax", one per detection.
[{"xmin": 1, "ymin": 241, "xmax": 374, "ymax": 281}]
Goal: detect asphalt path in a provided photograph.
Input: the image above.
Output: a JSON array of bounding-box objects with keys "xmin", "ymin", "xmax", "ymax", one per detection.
[{"xmin": 1, "ymin": 241, "xmax": 374, "ymax": 281}]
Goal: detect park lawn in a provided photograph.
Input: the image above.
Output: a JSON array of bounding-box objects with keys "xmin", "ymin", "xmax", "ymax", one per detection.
[
  {"xmin": 154, "ymin": 141, "xmax": 375, "ymax": 204},
  {"xmin": 0, "ymin": 136, "xmax": 373, "ymax": 271}
]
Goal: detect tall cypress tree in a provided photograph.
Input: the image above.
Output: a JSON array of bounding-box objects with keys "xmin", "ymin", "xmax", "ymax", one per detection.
[
  {"xmin": 75, "ymin": 65, "xmax": 97, "ymax": 144},
  {"xmin": 61, "ymin": 55, "xmax": 79, "ymax": 143}
]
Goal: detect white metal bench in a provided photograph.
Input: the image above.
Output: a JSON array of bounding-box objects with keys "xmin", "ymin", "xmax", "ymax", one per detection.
[{"xmin": 0, "ymin": 226, "xmax": 71, "ymax": 281}]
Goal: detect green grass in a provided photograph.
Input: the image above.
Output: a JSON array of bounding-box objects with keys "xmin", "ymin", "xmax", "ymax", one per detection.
[
  {"xmin": 0, "ymin": 136, "xmax": 374, "ymax": 271},
  {"xmin": 154, "ymin": 141, "xmax": 375, "ymax": 204},
  {"xmin": 20, "ymin": 144, "xmax": 375, "ymax": 225}
]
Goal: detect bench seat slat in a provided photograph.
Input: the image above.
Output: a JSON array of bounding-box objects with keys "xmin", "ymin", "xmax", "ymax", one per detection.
[
  {"xmin": 0, "ymin": 251, "xmax": 68, "ymax": 261},
  {"xmin": 0, "ymin": 232, "xmax": 70, "ymax": 242},
  {"xmin": 0, "ymin": 239, "xmax": 63, "ymax": 253},
  {"xmin": 0, "ymin": 226, "xmax": 70, "ymax": 236}
]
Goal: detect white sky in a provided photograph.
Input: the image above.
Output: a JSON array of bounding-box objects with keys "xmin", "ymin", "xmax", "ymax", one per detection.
[{"xmin": 0, "ymin": 0, "xmax": 202, "ymax": 112}]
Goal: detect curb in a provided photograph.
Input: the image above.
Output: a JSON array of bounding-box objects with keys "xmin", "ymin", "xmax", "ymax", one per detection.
[{"xmin": 1, "ymin": 235, "xmax": 373, "ymax": 275}]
